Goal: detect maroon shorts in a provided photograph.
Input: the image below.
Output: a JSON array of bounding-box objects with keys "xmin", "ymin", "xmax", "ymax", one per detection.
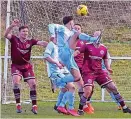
[
  {"xmin": 11, "ymin": 63, "xmax": 35, "ymax": 82},
  {"xmin": 83, "ymin": 70, "xmax": 112, "ymax": 88}
]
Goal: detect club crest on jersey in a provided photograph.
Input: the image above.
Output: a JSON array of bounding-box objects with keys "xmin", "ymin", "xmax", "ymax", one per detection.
[
  {"xmin": 88, "ymin": 79, "xmax": 92, "ymax": 84},
  {"xmin": 100, "ymin": 50, "xmax": 104, "ymax": 55},
  {"xmin": 26, "ymin": 44, "xmax": 30, "ymax": 48},
  {"xmin": 80, "ymin": 41, "xmax": 84, "ymax": 45}
]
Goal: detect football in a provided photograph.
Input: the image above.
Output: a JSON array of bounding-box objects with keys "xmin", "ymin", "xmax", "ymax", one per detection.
[{"xmin": 76, "ymin": 5, "xmax": 88, "ymax": 16}]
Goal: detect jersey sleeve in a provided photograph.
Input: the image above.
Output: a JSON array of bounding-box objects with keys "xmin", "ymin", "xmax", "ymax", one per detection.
[
  {"xmin": 79, "ymin": 33, "xmax": 99, "ymax": 42},
  {"xmin": 8, "ymin": 35, "xmax": 16, "ymax": 43},
  {"xmin": 31, "ymin": 39, "xmax": 39, "ymax": 46},
  {"xmin": 43, "ymin": 42, "xmax": 54, "ymax": 58},
  {"xmin": 48, "ymin": 24, "xmax": 63, "ymax": 38},
  {"xmin": 78, "ymin": 43, "xmax": 86, "ymax": 53},
  {"xmin": 103, "ymin": 49, "xmax": 108, "ymax": 59}
]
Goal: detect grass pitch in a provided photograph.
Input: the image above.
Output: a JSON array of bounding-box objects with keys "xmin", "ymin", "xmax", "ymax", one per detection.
[{"xmin": 1, "ymin": 102, "xmax": 131, "ymax": 118}]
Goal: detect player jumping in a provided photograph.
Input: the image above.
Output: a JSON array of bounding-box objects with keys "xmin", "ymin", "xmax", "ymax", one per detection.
[{"xmin": 48, "ymin": 16, "xmax": 101, "ymax": 113}]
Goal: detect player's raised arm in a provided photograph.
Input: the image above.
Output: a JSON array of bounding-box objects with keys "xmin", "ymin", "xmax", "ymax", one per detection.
[
  {"xmin": 4, "ymin": 19, "xmax": 19, "ymax": 40},
  {"xmin": 78, "ymin": 31, "xmax": 101, "ymax": 42},
  {"xmin": 48, "ymin": 24, "xmax": 64, "ymax": 41},
  {"xmin": 48, "ymin": 24, "xmax": 59, "ymax": 40}
]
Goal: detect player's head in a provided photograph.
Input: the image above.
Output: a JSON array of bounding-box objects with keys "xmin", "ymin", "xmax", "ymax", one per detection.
[
  {"xmin": 63, "ymin": 16, "xmax": 74, "ymax": 30},
  {"xmin": 19, "ymin": 25, "xmax": 29, "ymax": 39},
  {"xmin": 93, "ymin": 31, "xmax": 102, "ymax": 45},
  {"xmin": 74, "ymin": 24, "xmax": 82, "ymax": 33}
]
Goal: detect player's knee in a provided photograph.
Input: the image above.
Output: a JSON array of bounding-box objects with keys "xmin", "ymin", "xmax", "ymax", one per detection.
[
  {"xmin": 13, "ymin": 83, "xmax": 20, "ymax": 89},
  {"xmin": 83, "ymin": 85, "xmax": 92, "ymax": 96},
  {"xmin": 61, "ymin": 88, "xmax": 68, "ymax": 92},
  {"xmin": 74, "ymin": 77, "xmax": 81, "ymax": 82},
  {"xmin": 69, "ymin": 86, "xmax": 75, "ymax": 92},
  {"xmin": 30, "ymin": 84, "xmax": 36, "ymax": 91},
  {"xmin": 106, "ymin": 83, "xmax": 118, "ymax": 93}
]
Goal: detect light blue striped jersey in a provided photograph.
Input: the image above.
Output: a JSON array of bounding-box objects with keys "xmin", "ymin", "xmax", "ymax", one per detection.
[
  {"xmin": 48, "ymin": 24, "xmax": 99, "ymax": 48},
  {"xmin": 43, "ymin": 41, "xmax": 60, "ymax": 77},
  {"xmin": 48, "ymin": 24, "xmax": 100, "ymax": 71}
]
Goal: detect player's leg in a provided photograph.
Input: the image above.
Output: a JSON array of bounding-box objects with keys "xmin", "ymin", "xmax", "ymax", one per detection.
[
  {"xmin": 79, "ymin": 68, "xmax": 94, "ymax": 112},
  {"xmin": 54, "ymin": 73, "xmax": 79, "ymax": 116},
  {"xmin": 84, "ymin": 85, "xmax": 94, "ymax": 112},
  {"xmin": 23, "ymin": 64, "xmax": 37, "ymax": 114},
  {"xmin": 105, "ymin": 82, "xmax": 131, "ymax": 114},
  {"xmin": 69, "ymin": 56, "xmax": 84, "ymax": 99},
  {"xmin": 26, "ymin": 79, "xmax": 37, "ymax": 114},
  {"xmin": 70, "ymin": 68, "xmax": 84, "ymax": 97},
  {"xmin": 106, "ymin": 88, "xmax": 122, "ymax": 110},
  {"xmin": 78, "ymin": 73, "xmax": 94, "ymax": 115},
  {"xmin": 50, "ymin": 73, "xmax": 68, "ymax": 114},
  {"xmin": 11, "ymin": 64, "xmax": 22, "ymax": 113},
  {"xmin": 54, "ymin": 88, "xmax": 67, "ymax": 110},
  {"xmin": 96, "ymin": 73, "xmax": 131, "ymax": 114},
  {"xmin": 65, "ymin": 82, "xmax": 79, "ymax": 116}
]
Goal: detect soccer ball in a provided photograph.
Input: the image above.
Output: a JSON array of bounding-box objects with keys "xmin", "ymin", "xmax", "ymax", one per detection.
[{"xmin": 76, "ymin": 5, "xmax": 88, "ymax": 16}]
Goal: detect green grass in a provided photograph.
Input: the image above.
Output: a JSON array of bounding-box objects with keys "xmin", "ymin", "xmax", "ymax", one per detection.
[
  {"xmin": 1, "ymin": 27, "xmax": 131, "ymax": 105},
  {"xmin": 1, "ymin": 102, "xmax": 131, "ymax": 118},
  {"xmin": 0, "ymin": 38, "xmax": 5, "ymax": 55}
]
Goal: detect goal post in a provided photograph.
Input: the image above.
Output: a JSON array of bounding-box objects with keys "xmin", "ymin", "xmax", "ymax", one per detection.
[{"xmin": 3, "ymin": 0, "xmax": 10, "ymax": 104}]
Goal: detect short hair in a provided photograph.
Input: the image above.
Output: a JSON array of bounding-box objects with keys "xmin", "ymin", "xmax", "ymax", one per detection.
[
  {"xmin": 74, "ymin": 23, "xmax": 82, "ymax": 27},
  {"xmin": 19, "ymin": 25, "xmax": 29, "ymax": 31},
  {"xmin": 63, "ymin": 16, "xmax": 73, "ymax": 25}
]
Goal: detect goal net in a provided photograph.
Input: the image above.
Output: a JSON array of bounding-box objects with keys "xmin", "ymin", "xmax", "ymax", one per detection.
[{"xmin": 1, "ymin": 0, "xmax": 131, "ymax": 104}]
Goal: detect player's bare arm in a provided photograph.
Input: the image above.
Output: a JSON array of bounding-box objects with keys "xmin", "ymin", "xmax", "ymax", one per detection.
[
  {"xmin": 37, "ymin": 41, "xmax": 48, "ymax": 47},
  {"xmin": 4, "ymin": 19, "xmax": 19, "ymax": 40},
  {"xmin": 104, "ymin": 59, "xmax": 113, "ymax": 74},
  {"xmin": 44, "ymin": 57, "xmax": 63, "ymax": 69},
  {"xmin": 69, "ymin": 31, "xmax": 80, "ymax": 50}
]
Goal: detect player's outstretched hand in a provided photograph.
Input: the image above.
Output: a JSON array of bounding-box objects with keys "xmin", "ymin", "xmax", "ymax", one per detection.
[
  {"xmin": 93, "ymin": 31, "xmax": 101, "ymax": 37},
  {"xmin": 50, "ymin": 36, "xmax": 57, "ymax": 42},
  {"xmin": 56, "ymin": 62, "xmax": 63, "ymax": 69},
  {"xmin": 11, "ymin": 19, "xmax": 19, "ymax": 27},
  {"xmin": 108, "ymin": 69, "xmax": 113, "ymax": 74}
]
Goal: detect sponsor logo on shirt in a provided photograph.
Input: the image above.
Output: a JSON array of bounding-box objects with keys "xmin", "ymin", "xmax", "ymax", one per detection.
[
  {"xmin": 80, "ymin": 41, "xmax": 84, "ymax": 45},
  {"xmin": 89, "ymin": 55, "xmax": 102, "ymax": 59},
  {"xmin": 17, "ymin": 48, "xmax": 29, "ymax": 54}
]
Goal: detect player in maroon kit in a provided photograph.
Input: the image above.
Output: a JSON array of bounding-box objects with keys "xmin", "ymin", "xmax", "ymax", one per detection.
[
  {"xmin": 76, "ymin": 31, "xmax": 131, "ymax": 115},
  {"xmin": 74, "ymin": 24, "xmax": 94, "ymax": 114},
  {"xmin": 4, "ymin": 19, "xmax": 48, "ymax": 114}
]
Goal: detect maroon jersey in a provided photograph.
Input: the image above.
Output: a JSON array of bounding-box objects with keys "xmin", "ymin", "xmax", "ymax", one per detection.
[
  {"xmin": 9, "ymin": 35, "xmax": 38, "ymax": 65},
  {"xmin": 79, "ymin": 43, "xmax": 108, "ymax": 73},
  {"xmin": 74, "ymin": 40, "xmax": 86, "ymax": 68}
]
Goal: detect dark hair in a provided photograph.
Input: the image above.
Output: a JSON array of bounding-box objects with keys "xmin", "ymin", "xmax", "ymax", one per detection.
[
  {"xmin": 19, "ymin": 25, "xmax": 29, "ymax": 31},
  {"xmin": 74, "ymin": 23, "xmax": 82, "ymax": 27},
  {"xmin": 63, "ymin": 16, "xmax": 73, "ymax": 25}
]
